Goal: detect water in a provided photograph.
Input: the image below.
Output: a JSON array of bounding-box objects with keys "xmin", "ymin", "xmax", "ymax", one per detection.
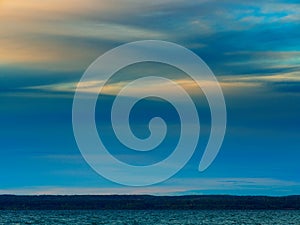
[{"xmin": 0, "ymin": 210, "xmax": 299, "ymax": 225}]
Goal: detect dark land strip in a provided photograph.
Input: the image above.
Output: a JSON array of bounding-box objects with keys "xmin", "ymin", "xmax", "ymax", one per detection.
[{"xmin": 0, "ymin": 195, "xmax": 300, "ymax": 210}]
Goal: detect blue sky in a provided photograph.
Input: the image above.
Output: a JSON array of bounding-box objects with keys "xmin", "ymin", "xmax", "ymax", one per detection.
[{"xmin": 0, "ymin": 0, "xmax": 300, "ymax": 195}]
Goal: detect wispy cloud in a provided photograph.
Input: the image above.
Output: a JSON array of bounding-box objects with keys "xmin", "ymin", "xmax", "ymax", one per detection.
[
  {"xmin": 25, "ymin": 77, "xmax": 261, "ymax": 98},
  {"xmin": 1, "ymin": 177, "xmax": 298, "ymax": 195},
  {"xmin": 2, "ymin": 0, "xmax": 300, "ymax": 75},
  {"xmin": 0, "ymin": 0, "xmax": 167, "ymax": 70},
  {"xmin": 1, "ymin": 0, "xmax": 300, "ymax": 195}
]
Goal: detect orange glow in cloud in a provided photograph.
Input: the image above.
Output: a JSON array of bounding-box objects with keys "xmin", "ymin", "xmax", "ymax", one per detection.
[
  {"xmin": 0, "ymin": 0, "xmax": 106, "ymax": 69},
  {"xmin": 0, "ymin": 0, "xmax": 165, "ymax": 70}
]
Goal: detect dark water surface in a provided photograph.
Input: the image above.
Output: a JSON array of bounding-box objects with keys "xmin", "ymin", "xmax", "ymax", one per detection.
[{"xmin": 0, "ymin": 210, "xmax": 299, "ymax": 225}]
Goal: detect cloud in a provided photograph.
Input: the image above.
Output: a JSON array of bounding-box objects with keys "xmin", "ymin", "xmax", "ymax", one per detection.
[
  {"xmin": 220, "ymin": 71, "xmax": 300, "ymax": 94},
  {"xmin": 0, "ymin": 177, "xmax": 298, "ymax": 195},
  {"xmin": 1, "ymin": 0, "xmax": 300, "ymax": 195},
  {"xmin": 0, "ymin": 0, "xmax": 167, "ymax": 70},
  {"xmin": 24, "ymin": 77, "xmax": 260, "ymax": 99},
  {"xmin": 2, "ymin": 0, "xmax": 300, "ymax": 75},
  {"xmin": 224, "ymin": 51, "xmax": 300, "ymax": 69}
]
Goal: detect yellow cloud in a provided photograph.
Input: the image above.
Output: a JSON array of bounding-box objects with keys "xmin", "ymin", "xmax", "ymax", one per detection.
[
  {"xmin": 0, "ymin": 0, "xmax": 166, "ymax": 70},
  {"xmin": 222, "ymin": 72, "xmax": 300, "ymax": 83},
  {"xmin": 27, "ymin": 76, "xmax": 260, "ymax": 98}
]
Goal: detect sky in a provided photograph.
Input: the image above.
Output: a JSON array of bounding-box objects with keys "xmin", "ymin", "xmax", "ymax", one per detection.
[{"xmin": 0, "ymin": 0, "xmax": 300, "ymax": 195}]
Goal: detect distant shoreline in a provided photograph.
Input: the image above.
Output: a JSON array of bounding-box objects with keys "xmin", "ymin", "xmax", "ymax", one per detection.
[{"xmin": 0, "ymin": 195, "xmax": 299, "ymax": 210}]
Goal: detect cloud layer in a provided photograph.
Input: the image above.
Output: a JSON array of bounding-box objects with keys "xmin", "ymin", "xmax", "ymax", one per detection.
[{"xmin": 1, "ymin": 0, "xmax": 299, "ymax": 195}]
